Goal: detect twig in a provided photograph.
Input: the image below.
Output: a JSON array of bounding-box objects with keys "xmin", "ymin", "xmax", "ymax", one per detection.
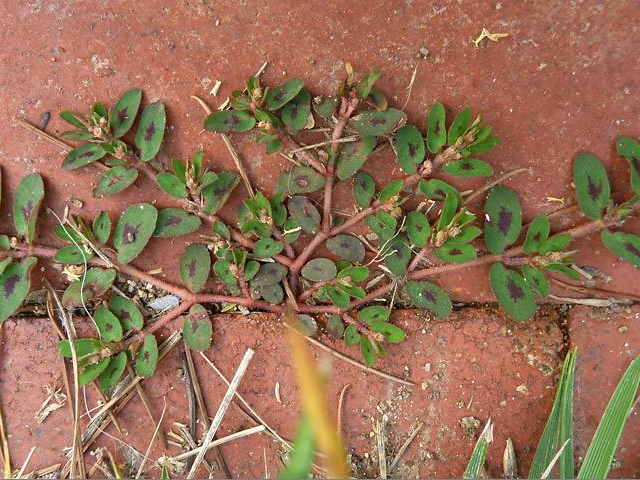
[
  {"xmin": 337, "ymin": 384, "xmax": 351, "ymax": 436},
  {"xmin": 0, "ymin": 399, "xmax": 10, "ymax": 478},
  {"xmin": 284, "ymin": 323, "xmax": 414, "ymax": 386},
  {"xmin": 125, "ymin": 363, "xmax": 164, "ymax": 448},
  {"xmin": 287, "ymin": 136, "xmax": 358, "ymax": 153},
  {"xmin": 187, "ymin": 348, "xmax": 255, "ymax": 478},
  {"xmin": 170, "ymin": 426, "xmax": 265, "ymax": 462},
  {"xmin": 463, "ymin": 168, "xmax": 529, "ymax": 205},
  {"xmin": 15, "ymin": 447, "xmax": 36, "ymax": 479},
  {"xmin": 549, "ymin": 277, "xmax": 640, "ymax": 301},
  {"xmin": 135, "ymin": 398, "xmax": 167, "ymax": 479},
  {"xmin": 388, "ymin": 422, "xmax": 423, "ymax": 473},
  {"xmin": 376, "ymin": 417, "xmax": 387, "ymax": 479}
]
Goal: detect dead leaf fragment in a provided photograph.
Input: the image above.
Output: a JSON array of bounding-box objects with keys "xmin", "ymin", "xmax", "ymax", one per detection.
[
  {"xmin": 35, "ymin": 385, "xmax": 67, "ymax": 423},
  {"xmin": 473, "ymin": 28, "xmax": 510, "ymax": 47}
]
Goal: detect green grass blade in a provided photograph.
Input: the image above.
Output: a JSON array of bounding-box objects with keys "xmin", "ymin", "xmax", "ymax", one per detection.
[
  {"xmin": 463, "ymin": 419, "xmax": 493, "ymax": 479},
  {"xmin": 577, "ymin": 355, "xmax": 640, "ymax": 480},
  {"xmin": 279, "ymin": 415, "xmax": 315, "ymax": 480},
  {"xmin": 528, "ymin": 350, "xmax": 575, "ymax": 478},
  {"xmin": 559, "ymin": 349, "xmax": 577, "ymax": 479}
]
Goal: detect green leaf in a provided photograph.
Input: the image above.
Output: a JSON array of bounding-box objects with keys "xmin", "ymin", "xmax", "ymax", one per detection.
[
  {"xmin": 301, "ymin": 258, "xmax": 337, "ymax": 282},
  {"xmin": 276, "ymin": 166, "xmax": 326, "ymax": 194},
  {"xmin": 0, "ymin": 257, "xmax": 37, "ymax": 323},
  {"xmin": 395, "ymin": 125, "xmax": 425, "ymax": 174},
  {"xmin": 467, "ymin": 135, "xmax": 500, "ymax": 155},
  {"xmin": 62, "ymin": 143, "xmax": 107, "ymax": 170},
  {"xmin": 406, "ymin": 280, "xmax": 452, "ymax": 318},
  {"xmin": 336, "ymin": 136, "xmax": 377, "ymax": 180},
  {"xmin": 253, "ymin": 238, "xmax": 284, "ymax": 259},
  {"xmin": 54, "ymin": 245, "xmax": 94, "ymax": 264},
  {"xmin": 447, "ymin": 225, "xmax": 482, "ymax": 245},
  {"xmin": 265, "ymin": 78, "xmax": 304, "ymax": 111},
  {"xmin": 434, "ymin": 243, "xmax": 477, "ymax": 263},
  {"xmin": 135, "ymin": 102, "xmax": 166, "ymax": 161},
  {"xmin": 113, "ymin": 203, "xmax": 158, "ymax": 264},
  {"xmin": 324, "ymin": 285, "xmax": 350, "ymax": 308},
  {"xmin": 94, "ymin": 166, "xmax": 138, "ymax": 197},
  {"xmin": 135, "ymin": 334, "xmax": 158, "ymax": 377},
  {"xmin": 108, "ymin": 295, "xmax": 144, "ymax": 330},
  {"xmin": 110, "ymin": 88, "xmax": 142, "ymax": 138},
  {"xmin": 313, "ymin": 95, "xmax": 338, "ymax": 119},
  {"xmin": 179, "ymin": 244, "xmax": 211, "ymax": 293},
  {"xmin": 528, "ymin": 350, "xmax": 577, "ymax": 479},
  {"xmin": 443, "ymin": 159, "xmax": 493, "ymax": 177},
  {"xmin": 616, "ymin": 135, "xmax": 640, "ymax": 195},
  {"xmin": 337, "ymin": 265, "xmax": 369, "ymax": 283},
  {"xmin": 100, "ymin": 351, "xmax": 127, "ymax": 392},
  {"xmin": 62, "ymin": 268, "xmax": 116, "ymax": 307},
  {"xmin": 574, "ymin": 152, "xmax": 610, "ymax": 220},
  {"xmin": 281, "ymin": 89, "xmax": 311, "ymax": 133},
  {"xmin": 406, "ymin": 211, "xmax": 431, "ymax": 248},
  {"xmin": 356, "ymin": 71, "xmax": 380, "ymax": 99},
  {"xmin": 79, "ymin": 357, "xmax": 110, "ymax": 386},
  {"xmin": 243, "ymin": 260, "xmax": 260, "ymax": 281},
  {"xmin": 419, "ymin": 179, "xmax": 461, "ymax": 203},
  {"xmin": 60, "ymin": 111, "xmax": 86, "ymax": 128},
  {"xmin": 448, "ymin": 107, "xmax": 471, "ymax": 145},
  {"xmin": 463, "ymin": 420, "xmax": 493, "ymax": 479},
  {"xmin": 204, "ymin": 110, "xmax": 256, "ymax": 133},
  {"xmin": 523, "ymin": 216, "xmax": 550, "ymax": 254},
  {"xmin": 94, "ymin": 306, "xmax": 123, "ymax": 343},
  {"xmin": 250, "ymin": 263, "xmax": 288, "ymax": 288},
  {"xmin": 0, "ymin": 258, "xmax": 11, "ymax": 277},
  {"xmin": 288, "ymin": 196, "xmax": 321, "ymax": 234},
  {"xmin": 367, "ymin": 212, "xmax": 397, "ymax": 243},
  {"xmin": 360, "ymin": 337, "xmax": 377, "ymax": 367},
  {"xmin": 154, "ymin": 208, "xmax": 201, "ymax": 237},
  {"xmin": 182, "ymin": 304, "xmax": 213, "ymax": 351},
  {"xmin": 0, "ymin": 235, "xmax": 10, "ymax": 250},
  {"xmin": 357, "ymin": 306, "xmax": 390, "ymax": 324},
  {"xmin": 58, "ymin": 338, "xmax": 102, "ymax": 359},
  {"xmin": 348, "ymin": 108, "xmax": 406, "ymax": 136},
  {"xmin": 577, "ymin": 355, "xmax": 640, "ymax": 480},
  {"xmin": 212, "ymin": 220, "xmax": 231, "ymax": 240},
  {"xmin": 522, "ymin": 265, "xmax": 549, "ymax": 298},
  {"xmin": 13, "ymin": 173, "xmax": 44, "ymax": 243},
  {"xmin": 325, "ymin": 235, "xmax": 365, "ymax": 263},
  {"xmin": 382, "ymin": 237, "xmax": 411, "ymax": 276},
  {"xmin": 601, "ymin": 231, "xmax": 640, "ymax": 269},
  {"xmin": 157, "ymin": 172, "xmax": 187, "ymax": 199},
  {"xmin": 92, "ymin": 211, "xmax": 111, "ymax": 245},
  {"xmin": 379, "ymin": 179, "xmax": 403, "ymax": 203},
  {"xmin": 214, "ymin": 260, "xmax": 236, "ymax": 285},
  {"xmin": 370, "ymin": 320, "xmax": 406, "ymax": 343},
  {"xmin": 539, "ymin": 234, "xmax": 571, "ymax": 255},
  {"xmin": 62, "ymin": 129, "xmax": 94, "ymax": 141},
  {"xmin": 279, "ymin": 416, "xmax": 315, "ymax": 480},
  {"xmin": 437, "ymin": 193, "xmax": 459, "ymax": 231},
  {"xmin": 202, "ymin": 172, "xmax": 240, "ymax": 215},
  {"xmin": 353, "ymin": 172, "xmax": 376, "ymax": 208},
  {"xmin": 545, "ymin": 262, "xmax": 581, "ymax": 281},
  {"xmin": 366, "ymin": 88, "xmax": 387, "ymax": 111},
  {"xmin": 484, "ymin": 186, "xmax": 522, "ymax": 254},
  {"xmin": 344, "ymin": 324, "xmax": 361, "ymax": 345},
  {"xmin": 256, "ymin": 283, "xmax": 284, "ymax": 304},
  {"xmin": 326, "ymin": 314, "xmax": 345, "ymax": 338},
  {"xmin": 489, "ymin": 263, "xmax": 536, "ymax": 321},
  {"xmin": 426, "ymin": 102, "xmax": 446, "ymax": 153}
]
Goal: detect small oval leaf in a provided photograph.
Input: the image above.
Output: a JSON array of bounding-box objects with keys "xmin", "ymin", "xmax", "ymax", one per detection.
[
  {"xmin": 349, "ymin": 108, "xmax": 406, "ymax": 136},
  {"xmin": 301, "ymin": 258, "xmax": 337, "ymax": 282},
  {"xmin": 13, "ymin": 173, "xmax": 44, "ymax": 244},
  {"xmin": 100, "ymin": 351, "xmax": 127, "ymax": 391},
  {"xmin": 406, "ymin": 280, "xmax": 452, "ymax": 318},
  {"xmin": 426, "ymin": 103, "xmax": 446, "ymax": 153},
  {"xmin": 276, "ymin": 166, "xmax": 326, "ymax": 195},
  {"xmin": 204, "ymin": 110, "xmax": 256, "ymax": 133},
  {"xmin": 443, "ymin": 159, "xmax": 493, "ymax": 178},
  {"xmin": 62, "ymin": 144, "xmax": 107, "ymax": 170},
  {"xmin": 110, "ymin": 88, "xmax": 142, "ymax": 138},
  {"xmin": 336, "ymin": 136, "xmax": 377, "ymax": 180},
  {"xmin": 253, "ymin": 238, "xmax": 284, "ymax": 259},
  {"xmin": 434, "ymin": 243, "xmax": 477, "ymax": 263},
  {"xmin": 79, "ymin": 357, "xmax": 110, "ymax": 386},
  {"xmin": 382, "ymin": 236, "xmax": 411, "ymax": 276},
  {"xmin": 92, "ymin": 211, "xmax": 111, "ymax": 245},
  {"xmin": 523, "ymin": 215, "xmax": 550, "ymax": 255},
  {"xmin": 448, "ymin": 107, "xmax": 471, "ymax": 145},
  {"xmin": 601, "ymin": 231, "xmax": 640, "ymax": 270},
  {"xmin": 108, "ymin": 295, "xmax": 144, "ymax": 330},
  {"xmin": 281, "ymin": 89, "xmax": 311, "ymax": 133},
  {"xmin": 489, "ymin": 263, "xmax": 536, "ymax": 321},
  {"xmin": 135, "ymin": 102, "xmax": 166, "ymax": 161},
  {"xmin": 154, "ymin": 208, "xmax": 201, "ymax": 237},
  {"xmin": 265, "ymin": 78, "xmax": 304, "ymax": 111},
  {"xmin": 484, "ymin": 186, "xmax": 522, "ymax": 255},
  {"xmin": 94, "ymin": 306, "xmax": 123, "ymax": 343},
  {"xmin": 54, "ymin": 245, "xmax": 95, "ymax": 265},
  {"xmin": 135, "ymin": 334, "xmax": 158, "ymax": 377},
  {"xmin": 202, "ymin": 172, "xmax": 240, "ymax": 215},
  {"xmin": 574, "ymin": 152, "xmax": 611, "ymax": 220},
  {"xmin": 0, "ymin": 257, "xmax": 37, "ymax": 323},
  {"xmin": 113, "ymin": 203, "xmax": 158, "ymax": 264},
  {"xmin": 395, "ymin": 125, "xmax": 425, "ymax": 174},
  {"xmin": 288, "ymin": 196, "xmax": 321, "ymax": 234},
  {"xmin": 179, "ymin": 244, "xmax": 211, "ymax": 293},
  {"xmin": 250, "ymin": 263, "xmax": 288, "ymax": 288},
  {"xmin": 326, "ymin": 234, "xmax": 366, "ymax": 263},
  {"xmin": 182, "ymin": 304, "xmax": 213, "ymax": 351},
  {"xmin": 616, "ymin": 135, "xmax": 640, "ymax": 195},
  {"xmin": 157, "ymin": 172, "xmax": 187, "ymax": 199},
  {"xmin": 406, "ymin": 211, "xmax": 431, "ymax": 248},
  {"xmin": 62, "ymin": 268, "xmax": 116, "ymax": 307},
  {"xmin": 94, "ymin": 166, "xmax": 138, "ymax": 197},
  {"xmin": 353, "ymin": 172, "xmax": 376, "ymax": 209}
]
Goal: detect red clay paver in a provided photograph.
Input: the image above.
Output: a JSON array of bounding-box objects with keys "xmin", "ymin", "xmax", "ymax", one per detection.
[
  {"xmin": 569, "ymin": 305, "xmax": 640, "ymax": 479},
  {"xmin": 1, "ymin": 307, "xmax": 563, "ymax": 478}
]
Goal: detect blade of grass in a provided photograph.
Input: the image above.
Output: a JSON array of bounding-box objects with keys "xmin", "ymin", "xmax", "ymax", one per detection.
[
  {"xmin": 279, "ymin": 416, "xmax": 315, "ymax": 480},
  {"xmin": 577, "ymin": 354, "xmax": 640, "ymax": 480},
  {"xmin": 463, "ymin": 418, "xmax": 493, "ymax": 479},
  {"xmin": 559, "ymin": 349, "xmax": 577, "ymax": 479},
  {"xmin": 528, "ymin": 350, "xmax": 575, "ymax": 478}
]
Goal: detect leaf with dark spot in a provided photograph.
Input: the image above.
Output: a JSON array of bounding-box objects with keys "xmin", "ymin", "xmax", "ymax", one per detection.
[
  {"xmin": 62, "ymin": 268, "xmax": 116, "ymax": 307},
  {"xmin": 522, "ymin": 265, "xmax": 549, "ymax": 298},
  {"xmin": 490, "ymin": 263, "xmax": 536, "ymax": 321},
  {"xmin": 108, "ymin": 295, "xmax": 143, "ymax": 330},
  {"xmin": 357, "ymin": 306, "xmax": 390, "ymax": 324},
  {"xmin": 281, "ymin": 89, "xmax": 311, "ymax": 133},
  {"xmin": 336, "ymin": 136, "xmax": 377, "ymax": 180},
  {"xmin": 202, "ymin": 172, "xmax": 240, "ymax": 215},
  {"xmin": 406, "ymin": 280, "xmax": 452, "ymax": 318},
  {"xmin": 276, "ymin": 166, "xmax": 325, "ymax": 195},
  {"xmin": 348, "ymin": 108, "xmax": 406, "ymax": 137},
  {"xmin": 601, "ymin": 231, "xmax": 640, "ymax": 270},
  {"xmin": 616, "ymin": 135, "xmax": 640, "ymax": 195},
  {"xmin": 249, "ymin": 263, "xmax": 288, "ymax": 289},
  {"xmin": 13, "ymin": 173, "xmax": 44, "ymax": 244},
  {"xmin": 443, "ymin": 158, "xmax": 493, "ymax": 178},
  {"xmin": 301, "ymin": 258, "xmax": 337, "ymax": 282},
  {"xmin": 395, "ymin": 125, "xmax": 425, "ymax": 174},
  {"xmin": 113, "ymin": 203, "xmax": 158, "ymax": 263},
  {"xmin": 92, "ymin": 211, "xmax": 111, "ymax": 246},
  {"xmin": 179, "ymin": 243, "xmax": 211, "ymax": 293},
  {"xmin": 382, "ymin": 236, "xmax": 411, "ymax": 276},
  {"xmin": 78, "ymin": 358, "xmax": 110, "ymax": 386},
  {"xmin": 153, "ymin": 208, "xmax": 201, "ymax": 237},
  {"xmin": 264, "ymin": 78, "xmax": 304, "ymax": 111},
  {"xmin": 426, "ymin": 102, "xmax": 446, "ymax": 153},
  {"xmin": 63, "ymin": 143, "xmax": 107, "ymax": 170},
  {"xmin": 406, "ymin": 211, "xmax": 431, "ymax": 248},
  {"xmin": 574, "ymin": 152, "xmax": 610, "ymax": 219},
  {"xmin": 313, "ymin": 95, "xmax": 339, "ymax": 118},
  {"xmin": 418, "ymin": 178, "xmax": 461, "ymax": 203},
  {"xmin": 110, "ymin": 88, "xmax": 142, "ymax": 137},
  {"xmin": 100, "ymin": 351, "xmax": 127, "ymax": 392},
  {"xmin": 204, "ymin": 110, "xmax": 256, "ymax": 133},
  {"xmin": 0, "ymin": 257, "xmax": 37, "ymax": 323},
  {"xmin": 253, "ymin": 238, "xmax": 284, "ymax": 259},
  {"xmin": 135, "ymin": 102, "xmax": 166, "ymax": 161},
  {"xmin": 94, "ymin": 166, "xmax": 138, "ymax": 197},
  {"xmin": 484, "ymin": 186, "xmax": 522, "ymax": 254},
  {"xmin": 182, "ymin": 304, "xmax": 213, "ymax": 351},
  {"xmin": 94, "ymin": 306, "xmax": 123, "ymax": 343},
  {"xmin": 523, "ymin": 215, "xmax": 550, "ymax": 254},
  {"xmin": 356, "ymin": 71, "xmax": 381, "ymax": 99},
  {"xmin": 353, "ymin": 172, "xmax": 376, "ymax": 208},
  {"xmin": 54, "ymin": 245, "xmax": 95, "ymax": 264},
  {"xmin": 135, "ymin": 334, "xmax": 158, "ymax": 377},
  {"xmin": 434, "ymin": 243, "xmax": 477, "ymax": 263},
  {"xmin": 288, "ymin": 196, "xmax": 321, "ymax": 234},
  {"xmin": 326, "ymin": 234, "xmax": 365, "ymax": 263},
  {"xmin": 448, "ymin": 107, "xmax": 471, "ymax": 145}
]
